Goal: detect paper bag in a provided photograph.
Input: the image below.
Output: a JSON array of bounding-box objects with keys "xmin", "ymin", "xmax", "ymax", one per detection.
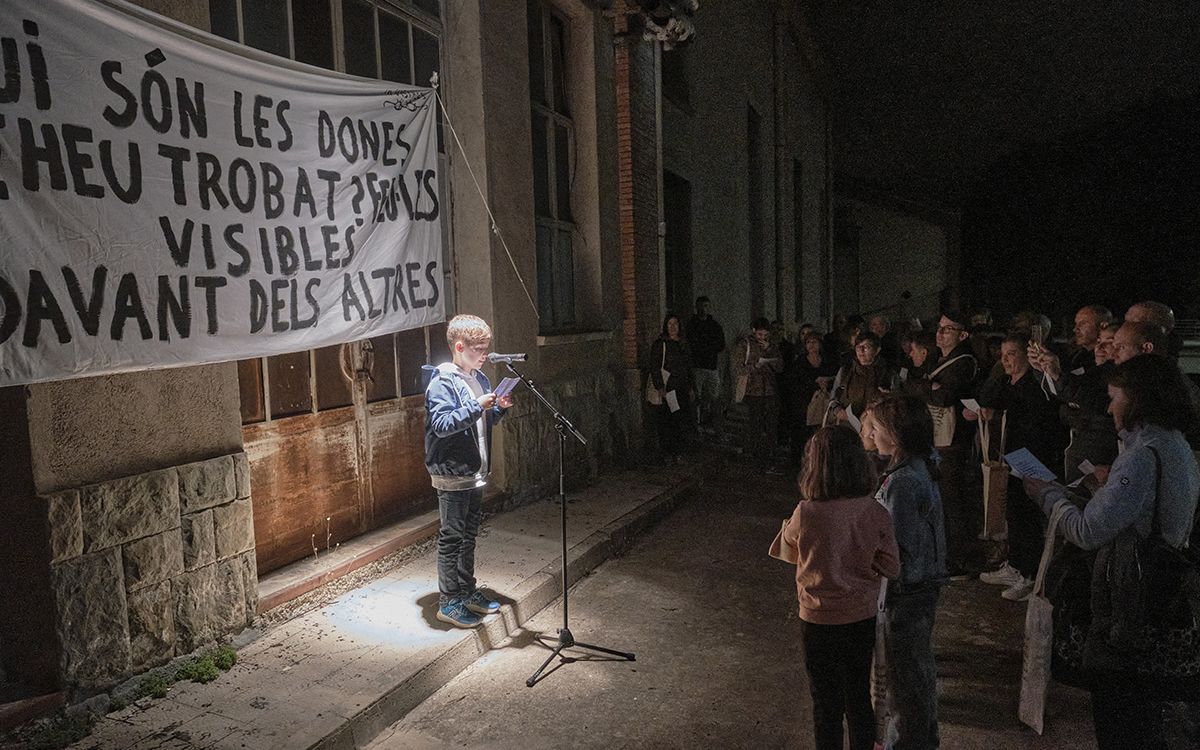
[{"xmin": 767, "ymin": 519, "xmax": 797, "ymax": 563}]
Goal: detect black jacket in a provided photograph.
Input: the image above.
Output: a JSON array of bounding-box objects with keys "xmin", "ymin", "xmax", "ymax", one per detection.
[{"xmin": 685, "ymin": 315, "xmax": 725, "ymax": 370}]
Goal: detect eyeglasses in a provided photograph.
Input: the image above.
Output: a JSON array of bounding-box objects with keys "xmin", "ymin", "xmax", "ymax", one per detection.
[{"xmin": 937, "ymin": 325, "xmax": 965, "ymax": 334}]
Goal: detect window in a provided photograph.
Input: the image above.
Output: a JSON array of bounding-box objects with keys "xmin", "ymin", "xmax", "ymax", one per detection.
[
  {"xmin": 528, "ymin": 0, "xmax": 576, "ymax": 331},
  {"xmin": 210, "ymin": 0, "xmax": 453, "ymax": 423},
  {"xmin": 747, "ymin": 105, "xmax": 764, "ymax": 318},
  {"xmin": 793, "ymin": 160, "xmax": 803, "ymax": 321},
  {"xmin": 661, "ymin": 44, "xmax": 689, "ymax": 110}
]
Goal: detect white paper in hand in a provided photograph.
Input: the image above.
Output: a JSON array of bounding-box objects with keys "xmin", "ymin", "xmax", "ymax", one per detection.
[
  {"xmin": 845, "ymin": 404, "xmax": 862, "ymax": 434},
  {"xmin": 665, "ymin": 390, "xmax": 680, "ymax": 413},
  {"xmin": 899, "ymin": 368, "xmax": 909, "ymax": 382},
  {"xmin": 1067, "ymin": 460, "xmax": 1098, "ymax": 488},
  {"xmin": 493, "ymin": 377, "xmax": 521, "ymax": 398},
  {"xmin": 961, "ymin": 398, "xmax": 982, "ymax": 414},
  {"xmin": 1004, "ymin": 448, "xmax": 1057, "ymax": 481}
]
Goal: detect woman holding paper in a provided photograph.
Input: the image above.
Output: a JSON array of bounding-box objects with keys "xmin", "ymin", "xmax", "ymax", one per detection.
[
  {"xmin": 831, "ymin": 331, "xmax": 897, "ymax": 424},
  {"xmin": 967, "ymin": 332, "xmax": 1066, "ymax": 601},
  {"xmin": 650, "ymin": 313, "xmax": 693, "ymax": 464},
  {"xmin": 790, "ymin": 332, "xmax": 839, "ymax": 463},
  {"xmin": 863, "ymin": 395, "xmax": 947, "ymax": 750},
  {"xmin": 1022, "ymin": 354, "xmax": 1199, "ymax": 750}
]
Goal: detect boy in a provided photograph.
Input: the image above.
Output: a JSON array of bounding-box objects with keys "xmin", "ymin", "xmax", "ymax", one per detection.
[{"xmin": 424, "ymin": 315, "xmax": 514, "ymax": 627}]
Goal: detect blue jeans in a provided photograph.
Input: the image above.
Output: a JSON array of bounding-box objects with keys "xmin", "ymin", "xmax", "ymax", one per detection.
[
  {"xmin": 437, "ymin": 487, "xmax": 483, "ymax": 604},
  {"xmin": 885, "ymin": 587, "xmax": 941, "ymax": 749}
]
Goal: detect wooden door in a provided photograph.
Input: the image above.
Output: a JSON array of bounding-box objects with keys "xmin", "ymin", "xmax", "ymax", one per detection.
[{"xmin": 239, "ymin": 322, "xmax": 447, "ymax": 575}]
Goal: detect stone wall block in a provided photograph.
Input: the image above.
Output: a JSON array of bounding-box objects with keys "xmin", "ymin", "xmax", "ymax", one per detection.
[
  {"xmin": 173, "ymin": 563, "xmax": 217, "ymax": 654},
  {"xmin": 46, "ymin": 489, "xmax": 83, "ymax": 563},
  {"xmin": 178, "ymin": 456, "xmax": 236, "ymax": 514},
  {"xmin": 181, "ymin": 509, "xmax": 216, "ymax": 571},
  {"xmin": 81, "ymin": 469, "xmax": 179, "ymax": 552},
  {"xmin": 122, "ymin": 529, "xmax": 183, "ymax": 592},
  {"xmin": 51, "ymin": 548, "xmax": 131, "ymax": 689},
  {"xmin": 237, "ymin": 550, "xmax": 259, "ymax": 617},
  {"xmin": 127, "ymin": 581, "xmax": 174, "ymax": 671},
  {"xmin": 232, "ymin": 452, "xmax": 251, "ymax": 499},
  {"xmin": 211, "ymin": 556, "xmax": 252, "ymax": 634},
  {"xmin": 213, "ymin": 498, "xmax": 255, "ymax": 560}
]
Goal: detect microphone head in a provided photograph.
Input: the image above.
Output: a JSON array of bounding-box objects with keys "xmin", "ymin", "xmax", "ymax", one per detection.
[{"xmin": 487, "ymin": 352, "xmax": 527, "ymax": 363}]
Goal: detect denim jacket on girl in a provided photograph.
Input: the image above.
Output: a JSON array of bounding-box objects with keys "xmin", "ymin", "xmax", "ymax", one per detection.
[{"xmin": 875, "ymin": 457, "xmax": 948, "ymax": 596}]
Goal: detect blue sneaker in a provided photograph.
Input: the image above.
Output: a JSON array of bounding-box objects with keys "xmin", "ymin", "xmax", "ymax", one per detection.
[
  {"xmin": 465, "ymin": 590, "xmax": 500, "ymax": 616},
  {"xmin": 437, "ymin": 598, "xmax": 482, "ymax": 628}
]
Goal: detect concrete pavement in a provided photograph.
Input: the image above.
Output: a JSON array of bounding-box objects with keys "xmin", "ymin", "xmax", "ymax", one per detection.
[
  {"xmin": 66, "ymin": 466, "xmax": 699, "ymax": 750},
  {"xmin": 61, "ymin": 447, "xmax": 1199, "ymax": 749},
  {"xmin": 372, "ymin": 458, "xmax": 1112, "ymax": 750}
]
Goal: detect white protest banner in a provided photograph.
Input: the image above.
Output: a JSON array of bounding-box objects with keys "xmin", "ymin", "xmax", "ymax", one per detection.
[{"xmin": 0, "ymin": 0, "xmax": 444, "ymax": 386}]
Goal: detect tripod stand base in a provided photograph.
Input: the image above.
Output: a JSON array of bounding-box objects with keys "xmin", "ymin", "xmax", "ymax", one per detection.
[{"xmin": 526, "ymin": 627, "xmax": 636, "ymax": 687}]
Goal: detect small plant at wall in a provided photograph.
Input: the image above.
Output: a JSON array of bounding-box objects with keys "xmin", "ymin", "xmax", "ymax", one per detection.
[
  {"xmin": 212, "ymin": 645, "xmax": 237, "ymax": 671},
  {"xmin": 175, "ymin": 644, "xmax": 238, "ymax": 684},
  {"xmin": 22, "ymin": 712, "xmax": 97, "ymax": 750},
  {"xmin": 131, "ymin": 671, "xmax": 172, "ymax": 701}
]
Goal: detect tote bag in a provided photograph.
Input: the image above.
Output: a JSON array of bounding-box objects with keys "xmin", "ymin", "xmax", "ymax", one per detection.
[
  {"xmin": 805, "ymin": 388, "xmax": 830, "ymax": 426},
  {"xmin": 1019, "ymin": 500, "xmax": 1071, "ymax": 734},
  {"xmin": 734, "ymin": 340, "xmax": 750, "ymax": 403},
  {"xmin": 644, "ymin": 342, "xmax": 666, "ymax": 406},
  {"xmin": 925, "ymin": 353, "xmax": 975, "ymax": 448},
  {"xmin": 979, "ymin": 412, "xmax": 1008, "ymax": 541}
]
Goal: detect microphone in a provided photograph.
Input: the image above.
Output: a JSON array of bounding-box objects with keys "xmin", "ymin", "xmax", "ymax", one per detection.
[{"xmin": 487, "ymin": 352, "xmax": 527, "ymax": 364}]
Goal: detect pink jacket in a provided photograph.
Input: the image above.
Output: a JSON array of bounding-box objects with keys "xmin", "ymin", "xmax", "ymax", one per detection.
[{"xmin": 782, "ymin": 494, "xmax": 900, "ymax": 625}]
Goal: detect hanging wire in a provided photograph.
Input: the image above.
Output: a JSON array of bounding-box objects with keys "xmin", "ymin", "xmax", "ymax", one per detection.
[{"xmin": 429, "ymin": 74, "xmax": 540, "ymax": 320}]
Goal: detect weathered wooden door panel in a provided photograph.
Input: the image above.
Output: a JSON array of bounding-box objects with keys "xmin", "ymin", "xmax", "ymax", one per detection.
[
  {"xmin": 241, "ymin": 325, "xmax": 446, "ymax": 577},
  {"xmin": 368, "ymin": 396, "xmax": 435, "ymax": 524},
  {"xmin": 245, "ymin": 409, "xmax": 363, "ymax": 575}
]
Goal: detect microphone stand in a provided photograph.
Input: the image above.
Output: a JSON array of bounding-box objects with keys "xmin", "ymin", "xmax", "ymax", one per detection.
[{"xmin": 501, "ymin": 360, "xmax": 636, "ymax": 687}]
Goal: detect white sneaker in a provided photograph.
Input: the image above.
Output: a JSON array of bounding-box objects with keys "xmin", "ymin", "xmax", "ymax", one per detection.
[
  {"xmin": 979, "ymin": 562, "xmax": 1023, "ymax": 587},
  {"xmin": 1002, "ymin": 577, "xmax": 1035, "ymax": 601}
]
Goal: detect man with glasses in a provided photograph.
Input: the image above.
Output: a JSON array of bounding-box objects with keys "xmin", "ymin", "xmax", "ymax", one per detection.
[{"xmin": 925, "ymin": 311, "xmax": 979, "ymax": 577}]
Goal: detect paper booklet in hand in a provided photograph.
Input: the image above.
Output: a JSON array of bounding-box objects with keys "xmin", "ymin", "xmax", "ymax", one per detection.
[
  {"xmin": 494, "ymin": 377, "xmax": 521, "ymax": 399},
  {"xmin": 1003, "ymin": 448, "xmax": 1057, "ymax": 481}
]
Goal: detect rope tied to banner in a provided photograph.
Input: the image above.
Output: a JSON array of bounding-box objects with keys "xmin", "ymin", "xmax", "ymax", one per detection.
[{"xmin": 429, "ymin": 73, "xmax": 539, "ymax": 320}]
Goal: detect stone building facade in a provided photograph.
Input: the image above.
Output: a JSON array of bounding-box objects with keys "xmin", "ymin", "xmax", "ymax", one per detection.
[
  {"xmin": 46, "ymin": 456, "xmax": 255, "ymax": 690},
  {"xmin": 0, "ymin": 0, "xmax": 836, "ymax": 699}
]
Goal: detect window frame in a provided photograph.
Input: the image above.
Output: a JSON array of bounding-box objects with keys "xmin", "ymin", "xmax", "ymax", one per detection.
[
  {"xmin": 528, "ymin": 0, "xmax": 578, "ymax": 333},
  {"xmin": 211, "ymin": 0, "xmax": 453, "ymax": 424}
]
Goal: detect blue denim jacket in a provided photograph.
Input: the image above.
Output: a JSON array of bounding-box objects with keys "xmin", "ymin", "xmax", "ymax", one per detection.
[
  {"xmin": 875, "ymin": 458, "xmax": 948, "ymax": 596},
  {"xmin": 1038, "ymin": 424, "xmax": 1199, "ymax": 550},
  {"xmin": 423, "ymin": 363, "xmax": 507, "ymax": 489}
]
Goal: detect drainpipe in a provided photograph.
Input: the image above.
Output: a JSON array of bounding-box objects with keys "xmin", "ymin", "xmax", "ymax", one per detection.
[{"xmin": 772, "ymin": 1, "xmax": 786, "ymax": 323}]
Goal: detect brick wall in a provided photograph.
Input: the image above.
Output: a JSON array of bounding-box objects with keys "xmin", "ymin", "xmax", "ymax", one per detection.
[{"xmin": 615, "ymin": 8, "xmax": 664, "ymax": 370}]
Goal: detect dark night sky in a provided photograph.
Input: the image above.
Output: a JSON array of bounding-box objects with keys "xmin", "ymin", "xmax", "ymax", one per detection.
[
  {"xmin": 808, "ymin": 1, "xmax": 1200, "ymax": 320},
  {"xmin": 808, "ymin": 1, "xmax": 1200, "ymax": 207}
]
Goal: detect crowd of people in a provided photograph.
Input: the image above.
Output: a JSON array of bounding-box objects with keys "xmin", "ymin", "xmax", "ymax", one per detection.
[{"xmin": 646, "ymin": 297, "xmax": 1200, "ymax": 750}]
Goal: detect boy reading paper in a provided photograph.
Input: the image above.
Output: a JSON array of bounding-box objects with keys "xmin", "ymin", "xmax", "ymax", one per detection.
[{"xmin": 423, "ymin": 315, "xmax": 514, "ymax": 627}]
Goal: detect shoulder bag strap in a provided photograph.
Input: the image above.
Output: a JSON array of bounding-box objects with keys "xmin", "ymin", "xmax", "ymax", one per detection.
[
  {"xmin": 928, "ymin": 352, "xmax": 974, "ymax": 379},
  {"xmin": 1147, "ymin": 445, "xmax": 1163, "ymax": 541},
  {"xmin": 1034, "ymin": 499, "xmax": 1073, "ymax": 596}
]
